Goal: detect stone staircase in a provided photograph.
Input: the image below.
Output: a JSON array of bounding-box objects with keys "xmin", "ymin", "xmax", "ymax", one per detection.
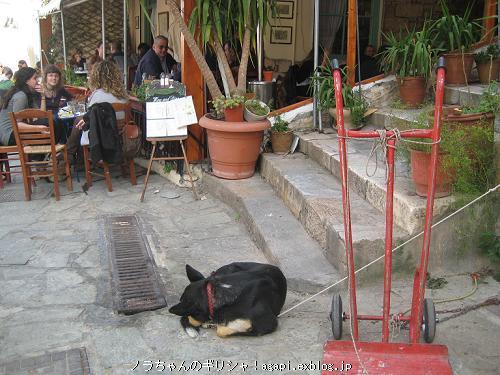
[{"xmin": 202, "ymin": 84, "xmax": 494, "ymax": 291}]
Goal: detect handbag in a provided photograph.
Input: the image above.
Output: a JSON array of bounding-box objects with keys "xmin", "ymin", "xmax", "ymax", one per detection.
[{"xmin": 121, "ymin": 121, "xmax": 141, "ymax": 159}]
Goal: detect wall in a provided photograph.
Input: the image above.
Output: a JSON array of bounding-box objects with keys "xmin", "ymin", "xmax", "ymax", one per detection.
[{"xmin": 264, "ymin": 0, "xmax": 314, "ymax": 72}]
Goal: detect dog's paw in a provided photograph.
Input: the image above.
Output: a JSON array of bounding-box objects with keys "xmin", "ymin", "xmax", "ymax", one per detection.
[{"xmin": 185, "ymin": 326, "xmax": 199, "ymax": 338}]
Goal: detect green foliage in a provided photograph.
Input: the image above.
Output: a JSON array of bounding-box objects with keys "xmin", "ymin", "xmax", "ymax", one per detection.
[
  {"xmin": 432, "ymin": 0, "xmax": 482, "ymax": 53},
  {"xmin": 63, "ymin": 69, "xmax": 87, "ymax": 88},
  {"xmin": 479, "ymin": 232, "xmax": 500, "ymax": 263},
  {"xmin": 310, "ymin": 63, "xmax": 369, "ymax": 126},
  {"xmin": 426, "ymin": 273, "xmax": 448, "ymax": 289},
  {"xmin": 245, "ymin": 99, "xmax": 269, "ymax": 116},
  {"xmin": 461, "ymin": 81, "xmax": 500, "ymax": 114},
  {"xmin": 402, "ymin": 110, "xmax": 495, "ymax": 196},
  {"xmin": 271, "ymin": 115, "xmax": 289, "ymax": 132},
  {"xmin": 211, "ymin": 95, "xmax": 245, "ymax": 116},
  {"xmin": 379, "ymin": 21, "xmax": 441, "ymax": 79},
  {"xmin": 131, "ymin": 83, "xmax": 148, "ymax": 101},
  {"xmin": 163, "ymin": 162, "xmax": 174, "ymax": 174},
  {"xmin": 474, "ymin": 44, "xmax": 500, "ymax": 64}
]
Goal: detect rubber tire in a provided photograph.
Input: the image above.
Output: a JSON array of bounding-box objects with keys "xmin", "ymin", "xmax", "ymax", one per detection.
[
  {"xmin": 423, "ymin": 298, "xmax": 436, "ymax": 343},
  {"xmin": 330, "ymin": 294, "xmax": 343, "ymax": 340}
]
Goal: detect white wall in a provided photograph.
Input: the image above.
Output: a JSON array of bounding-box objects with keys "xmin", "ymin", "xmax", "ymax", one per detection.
[{"xmin": 0, "ymin": 0, "xmax": 41, "ymax": 71}]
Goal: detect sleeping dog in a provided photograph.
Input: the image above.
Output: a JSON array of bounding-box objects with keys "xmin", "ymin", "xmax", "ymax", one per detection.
[{"xmin": 169, "ymin": 262, "xmax": 287, "ymax": 338}]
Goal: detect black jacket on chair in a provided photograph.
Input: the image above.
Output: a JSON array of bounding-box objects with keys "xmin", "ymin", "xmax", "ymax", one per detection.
[{"xmin": 83, "ymin": 102, "xmax": 123, "ymax": 165}]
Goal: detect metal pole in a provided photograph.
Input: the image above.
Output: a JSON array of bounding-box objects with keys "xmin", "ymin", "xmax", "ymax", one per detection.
[
  {"xmin": 101, "ymin": 0, "xmax": 106, "ymax": 60},
  {"xmin": 313, "ymin": 0, "xmax": 321, "ymax": 131},
  {"xmin": 123, "ymin": 0, "xmax": 127, "ymax": 88},
  {"xmin": 257, "ymin": 21, "xmax": 262, "ymax": 81},
  {"xmin": 61, "ymin": 9, "xmax": 67, "ymax": 69}
]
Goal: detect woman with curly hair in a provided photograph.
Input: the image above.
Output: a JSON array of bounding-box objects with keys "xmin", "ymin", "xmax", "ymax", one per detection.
[
  {"xmin": 66, "ymin": 60, "xmax": 128, "ymax": 158},
  {"xmin": 69, "ymin": 48, "xmax": 86, "ymax": 71},
  {"xmin": 0, "ymin": 67, "xmax": 47, "ymax": 146}
]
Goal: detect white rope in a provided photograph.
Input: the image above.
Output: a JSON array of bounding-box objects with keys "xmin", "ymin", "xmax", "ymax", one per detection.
[{"xmin": 278, "ymin": 183, "xmax": 499, "ymax": 317}]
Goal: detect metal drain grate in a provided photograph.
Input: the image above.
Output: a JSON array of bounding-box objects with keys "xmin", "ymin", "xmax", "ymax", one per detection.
[{"xmin": 106, "ymin": 215, "xmax": 167, "ymax": 314}]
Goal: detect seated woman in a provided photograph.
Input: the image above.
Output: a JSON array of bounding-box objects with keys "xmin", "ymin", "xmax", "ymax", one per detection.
[
  {"xmin": 66, "ymin": 61, "xmax": 128, "ymax": 159},
  {"xmin": 41, "ymin": 64, "xmax": 73, "ymax": 112},
  {"xmin": 0, "ymin": 67, "xmax": 47, "ymax": 146},
  {"xmin": 69, "ymin": 48, "xmax": 86, "ymax": 71}
]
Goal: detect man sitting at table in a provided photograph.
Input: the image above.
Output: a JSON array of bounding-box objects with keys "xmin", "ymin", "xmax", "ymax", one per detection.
[{"xmin": 133, "ymin": 35, "xmax": 177, "ymax": 87}]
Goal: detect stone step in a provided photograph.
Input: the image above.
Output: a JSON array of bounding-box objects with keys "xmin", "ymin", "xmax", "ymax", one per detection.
[
  {"xmin": 297, "ymin": 129, "xmax": 455, "ymax": 235},
  {"xmin": 260, "ymin": 153, "xmax": 420, "ymax": 279},
  {"xmin": 445, "ymin": 84, "xmax": 486, "ymax": 107},
  {"xmin": 202, "ymin": 174, "xmax": 340, "ymax": 293}
]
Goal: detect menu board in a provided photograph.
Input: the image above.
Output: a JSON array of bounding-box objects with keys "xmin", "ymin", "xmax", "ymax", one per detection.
[{"xmin": 146, "ymin": 96, "xmax": 197, "ymax": 138}]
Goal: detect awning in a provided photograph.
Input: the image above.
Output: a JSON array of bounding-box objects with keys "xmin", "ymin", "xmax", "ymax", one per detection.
[{"xmin": 38, "ymin": 0, "xmax": 62, "ymax": 16}]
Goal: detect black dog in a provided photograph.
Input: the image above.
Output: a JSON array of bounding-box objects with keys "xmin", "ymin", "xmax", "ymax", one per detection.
[{"xmin": 169, "ymin": 262, "xmax": 287, "ymax": 338}]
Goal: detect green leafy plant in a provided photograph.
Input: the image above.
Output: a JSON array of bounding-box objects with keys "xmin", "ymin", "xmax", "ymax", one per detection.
[
  {"xmin": 271, "ymin": 115, "xmax": 290, "ymax": 132},
  {"xmin": 245, "ymin": 99, "xmax": 269, "ymax": 116},
  {"xmin": 131, "ymin": 82, "xmax": 148, "ymax": 101},
  {"xmin": 310, "ymin": 63, "xmax": 369, "ymax": 126},
  {"xmin": 211, "ymin": 95, "xmax": 245, "ymax": 116},
  {"xmin": 462, "ymin": 81, "xmax": 500, "ymax": 114},
  {"xmin": 432, "ymin": 0, "xmax": 482, "ymax": 53},
  {"xmin": 63, "ymin": 69, "xmax": 87, "ymax": 88},
  {"xmin": 474, "ymin": 44, "xmax": 500, "ymax": 64},
  {"xmin": 379, "ymin": 22, "xmax": 441, "ymax": 79}
]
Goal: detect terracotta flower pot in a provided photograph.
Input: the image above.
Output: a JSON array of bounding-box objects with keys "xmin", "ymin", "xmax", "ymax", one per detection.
[
  {"xmin": 199, "ymin": 115, "xmax": 270, "ymax": 179},
  {"xmin": 477, "ymin": 60, "xmax": 499, "ymax": 84},
  {"xmin": 224, "ymin": 105, "xmax": 244, "ymax": 122},
  {"xmin": 271, "ymin": 131, "xmax": 293, "ymax": 154},
  {"xmin": 398, "ymin": 76, "xmax": 426, "ymax": 107},
  {"xmin": 410, "ymin": 149, "xmax": 455, "ymax": 198},
  {"xmin": 443, "ymin": 53, "xmax": 474, "ymax": 85},
  {"xmin": 428, "ymin": 107, "xmax": 495, "ymax": 129},
  {"xmin": 263, "ymin": 70, "xmax": 274, "ymax": 82},
  {"xmin": 328, "ymin": 108, "xmax": 364, "ymax": 130}
]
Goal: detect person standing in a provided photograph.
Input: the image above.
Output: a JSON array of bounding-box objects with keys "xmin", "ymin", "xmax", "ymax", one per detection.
[{"xmin": 133, "ymin": 35, "xmax": 177, "ymax": 86}]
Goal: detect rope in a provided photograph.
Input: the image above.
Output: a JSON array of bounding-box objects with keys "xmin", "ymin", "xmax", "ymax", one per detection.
[{"xmin": 278, "ymin": 184, "xmax": 499, "ymax": 318}]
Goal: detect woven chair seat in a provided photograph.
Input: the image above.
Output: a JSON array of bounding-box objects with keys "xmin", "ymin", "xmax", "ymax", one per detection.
[{"xmin": 23, "ymin": 144, "xmax": 65, "ymax": 154}]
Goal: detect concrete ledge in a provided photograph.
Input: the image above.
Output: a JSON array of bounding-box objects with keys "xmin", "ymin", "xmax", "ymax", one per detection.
[
  {"xmin": 202, "ymin": 174, "xmax": 340, "ymax": 293},
  {"xmin": 260, "ymin": 153, "xmax": 418, "ymax": 279},
  {"xmin": 297, "ymin": 131, "xmax": 455, "ymax": 235}
]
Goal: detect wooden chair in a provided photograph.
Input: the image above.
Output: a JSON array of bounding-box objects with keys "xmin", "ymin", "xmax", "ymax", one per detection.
[
  {"xmin": 0, "ymin": 146, "xmax": 20, "ymax": 188},
  {"xmin": 82, "ymin": 102, "xmax": 137, "ymax": 192},
  {"xmin": 10, "ymin": 109, "xmax": 73, "ymax": 201}
]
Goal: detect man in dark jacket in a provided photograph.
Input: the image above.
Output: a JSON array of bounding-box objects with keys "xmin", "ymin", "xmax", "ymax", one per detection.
[{"xmin": 133, "ymin": 35, "xmax": 177, "ymax": 86}]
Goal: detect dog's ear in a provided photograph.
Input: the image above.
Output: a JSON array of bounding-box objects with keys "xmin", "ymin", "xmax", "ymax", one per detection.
[{"xmin": 186, "ymin": 264, "xmax": 205, "ymax": 282}]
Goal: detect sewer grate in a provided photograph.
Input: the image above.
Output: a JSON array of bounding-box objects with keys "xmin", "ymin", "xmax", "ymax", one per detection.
[
  {"xmin": 106, "ymin": 215, "xmax": 167, "ymax": 314},
  {"xmin": 0, "ymin": 347, "xmax": 90, "ymax": 374}
]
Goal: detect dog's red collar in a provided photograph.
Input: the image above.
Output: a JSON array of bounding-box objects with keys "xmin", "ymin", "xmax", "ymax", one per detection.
[{"xmin": 206, "ymin": 282, "xmax": 215, "ymax": 320}]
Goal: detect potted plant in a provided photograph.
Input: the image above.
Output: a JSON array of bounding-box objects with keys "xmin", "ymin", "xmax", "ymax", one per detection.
[
  {"xmin": 311, "ymin": 64, "xmax": 369, "ymax": 130},
  {"xmin": 212, "ymin": 95, "xmax": 246, "ymax": 122},
  {"xmin": 433, "ymin": 0, "xmax": 482, "ymax": 85},
  {"xmin": 406, "ymin": 83, "xmax": 497, "ymax": 197},
  {"xmin": 244, "ymin": 99, "xmax": 270, "ymax": 121},
  {"xmin": 270, "ymin": 115, "xmax": 293, "ymax": 154},
  {"xmin": 165, "ymin": 0, "xmax": 276, "ymax": 179},
  {"xmin": 263, "ymin": 66, "xmax": 274, "ymax": 82},
  {"xmin": 379, "ymin": 22, "xmax": 441, "ymax": 107},
  {"xmin": 474, "ymin": 44, "xmax": 500, "ymax": 84}
]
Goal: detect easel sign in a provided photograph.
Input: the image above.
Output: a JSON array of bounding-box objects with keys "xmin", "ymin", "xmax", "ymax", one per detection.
[{"xmin": 146, "ymin": 96, "xmax": 198, "ymax": 138}]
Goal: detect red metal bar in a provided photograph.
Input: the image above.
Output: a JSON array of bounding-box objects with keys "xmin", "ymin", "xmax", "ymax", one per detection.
[
  {"xmin": 346, "ymin": 129, "xmax": 434, "ymax": 139},
  {"xmin": 333, "ymin": 64, "xmax": 359, "ymax": 340},
  {"xmin": 409, "ymin": 60, "xmax": 446, "ymax": 343},
  {"xmin": 354, "ymin": 315, "xmax": 411, "ymax": 322},
  {"xmin": 382, "ymin": 138, "xmax": 396, "ymax": 342}
]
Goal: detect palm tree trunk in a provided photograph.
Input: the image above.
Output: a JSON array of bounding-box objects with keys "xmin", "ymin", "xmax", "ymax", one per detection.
[
  {"xmin": 213, "ymin": 36, "xmax": 237, "ymax": 95},
  {"xmin": 165, "ymin": 0, "xmax": 222, "ymax": 99},
  {"xmin": 237, "ymin": 27, "xmax": 251, "ymax": 94}
]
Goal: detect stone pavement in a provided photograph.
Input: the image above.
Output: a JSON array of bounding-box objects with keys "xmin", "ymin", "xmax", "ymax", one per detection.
[{"xmin": 0, "ymin": 172, "xmax": 499, "ymax": 374}]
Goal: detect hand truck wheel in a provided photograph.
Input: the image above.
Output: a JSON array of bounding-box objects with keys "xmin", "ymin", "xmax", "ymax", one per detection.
[
  {"xmin": 422, "ymin": 298, "xmax": 436, "ymax": 343},
  {"xmin": 330, "ymin": 294, "xmax": 343, "ymax": 340}
]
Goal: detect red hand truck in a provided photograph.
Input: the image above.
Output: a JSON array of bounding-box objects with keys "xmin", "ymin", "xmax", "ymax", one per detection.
[{"xmin": 322, "ymin": 57, "xmax": 453, "ymax": 374}]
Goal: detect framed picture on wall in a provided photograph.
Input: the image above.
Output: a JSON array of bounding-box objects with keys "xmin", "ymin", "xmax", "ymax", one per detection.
[
  {"xmin": 272, "ymin": 1, "xmax": 294, "ymax": 19},
  {"xmin": 270, "ymin": 26, "xmax": 293, "ymax": 44},
  {"xmin": 158, "ymin": 12, "xmax": 169, "ymax": 37}
]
